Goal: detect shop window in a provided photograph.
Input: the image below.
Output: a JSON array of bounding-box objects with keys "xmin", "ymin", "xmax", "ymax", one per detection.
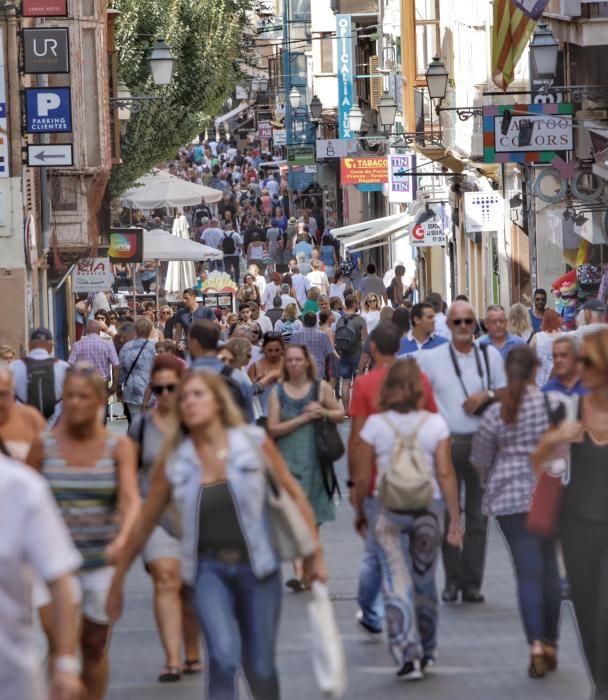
[
  {"xmin": 415, "ymin": 0, "xmax": 440, "ymax": 82},
  {"xmin": 320, "ymin": 33, "xmax": 334, "ymax": 74}
]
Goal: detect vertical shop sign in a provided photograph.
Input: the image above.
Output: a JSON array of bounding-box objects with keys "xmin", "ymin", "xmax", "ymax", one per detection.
[
  {"xmin": 0, "ymin": 31, "xmax": 8, "ymax": 178},
  {"xmin": 388, "ymin": 153, "xmax": 416, "ymax": 203},
  {"xmin": 336, "ymin": 14, "xmax": 353, "ymax": 139}
]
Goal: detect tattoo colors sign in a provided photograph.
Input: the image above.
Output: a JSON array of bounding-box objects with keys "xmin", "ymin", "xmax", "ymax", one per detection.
[
  {"xmin": 336, "ymin": 14, "xmax": 354, "ymax": 139},
  {"xmin": 22, "ymin": 0, "xmax": 68, "ymax": 16},
  {"xmin": 108, "ymin": 228, "xmax": 143, "ymax": 264},
  {"xmin": 340, "ymin": 157, "xmax": 388, "ymax": 185},
  {"xmin": 388, "ymin": 153, "xmax": 416, "ymax": 203}
]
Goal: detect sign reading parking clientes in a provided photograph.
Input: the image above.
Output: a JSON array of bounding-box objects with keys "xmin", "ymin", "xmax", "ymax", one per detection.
[
  {"xmin": 411, "ymin": 219, "xmax": 446, "ymax": 247},
  {"xmin": 24, "ymin": 87, "xmax": 72, "ymax": 133},
  {"xmin": 336, "ymin": 14, "xmax": 353, "ymax": 139}
]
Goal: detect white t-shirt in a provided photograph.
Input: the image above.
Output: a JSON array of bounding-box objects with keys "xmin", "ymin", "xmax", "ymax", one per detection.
[
  {"xmin": 291, "ymin": 274, "xmax": 310, "ymax": 307},
  {"xmin": 0, "ymin": 458, "xmax": 81, "ymax": 700},
  {"xmin": 261, "ymin": 282, "xmax": 279, "ymax": 309},
  {"xmin": 329, "ymin": 282, "xmax": 346, "ymax": 302},
  {"xmin": 256, "ymin": 313, "xmax": 274, "ymax": 335},
  {"xmin": 203, "ymin": 226, "xmax": 224, "ymax": 250},
  {"xmin": 362, "ymin": 310, "xmax": 381, "ymax": 333},
  {"xmin": 417, "ymin": 342, "xmax": 507, "ymax": 434},
  {"xmin": 307, "ymin": 269, "xmax": 329, "ymax": 292},
  {"xmin": 360, "ymin": 410, "xmax": 450, "ymax": 500}
]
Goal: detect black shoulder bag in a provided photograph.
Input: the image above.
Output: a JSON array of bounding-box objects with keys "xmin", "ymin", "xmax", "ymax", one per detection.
[
  {"xmin": 448, "ymin": 343, "xmax": 496, "ymax": 416},
  {"xmin": 122, "ymin": 340, "xmax": 148, "ymax": 390},
  {"xmin": 313, "ymin": 381, "xmax": 344, "ymax": 499}
]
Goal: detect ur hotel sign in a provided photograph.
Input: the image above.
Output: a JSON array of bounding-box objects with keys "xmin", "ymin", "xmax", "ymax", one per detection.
[
  {"xmin": 23, "ymin": 28, "xmax": 70, "ymax": 74},
  {"xmin": 336, "ymin": 14, "xmax": 353, "ymax": 139}
]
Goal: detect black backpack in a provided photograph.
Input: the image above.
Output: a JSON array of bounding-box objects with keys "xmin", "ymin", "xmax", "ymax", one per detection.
[
  {"xmin": 334, "ymin": 316, "xmax": 358, "ymax": 356},
  {"xmin": 23, "ymin": 357, "xmax": 57, "ymax": 419},
  {"xmin": 222, "ymin": 232, "xmax": 236, "ymax": 255},
  {"xmin": 219, "ymin": 364, "xmax": 249, "ymax": 418}
]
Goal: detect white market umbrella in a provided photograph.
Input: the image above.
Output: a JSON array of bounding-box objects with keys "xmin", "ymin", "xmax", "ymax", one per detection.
[{"xmin": 122, "ymin": 171, "xmax": 223, "ymax": 209}]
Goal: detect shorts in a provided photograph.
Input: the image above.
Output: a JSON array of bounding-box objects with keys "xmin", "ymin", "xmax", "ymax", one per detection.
[
  {"xmin": 143, "ymin": 525, "xmax": 181, "ymax": 565},
  {"xmin": 339, "ymin": 353, "xmax": 361, "ymax": 380},
  {"xmin": 32, "ymin": 566, "xmax": 115, "ymax": 626}
]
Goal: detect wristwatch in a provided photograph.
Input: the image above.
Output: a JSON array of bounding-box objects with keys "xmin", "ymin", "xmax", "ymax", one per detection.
[
  {"xmin": 54, "ymin": 655, "xmax": 82, "ymax": 675},
  {"xmin": 487, "ymin": 390, "xmax": 496, "ymax": 400}
]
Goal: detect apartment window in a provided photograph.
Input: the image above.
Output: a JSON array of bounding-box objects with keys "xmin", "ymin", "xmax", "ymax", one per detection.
[
  {"xmin": 415, "ymin": 0, "xmax": 440, "ymax": 81},
  {"xmin": 320, "ymin": 33, "xmax": 334, "ymax": 73}
]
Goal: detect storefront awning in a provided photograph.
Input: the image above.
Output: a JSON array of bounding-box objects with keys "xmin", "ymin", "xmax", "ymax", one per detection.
[
  {"xmin": 214, "ymin": 102, "xmax": 251, "ymax": 128},
  {"xmin": 332, "ymin": 212, "xmax": 414, "ymax": 253}
]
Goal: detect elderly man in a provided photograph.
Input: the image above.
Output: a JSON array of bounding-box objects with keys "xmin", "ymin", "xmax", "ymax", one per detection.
[
  {"xmin": 542, "ymin": 334, "xmax": 588, "ymax": 396},
  {"xmin": 418, "ymin": 300, "xmax": 507, "ymax": 603},
  {"xmin": 68, "ymin": 320, "xmax": 120, "ymax": 392},
  {"xmin": 118, "ymin": 317, "xmax": 156, "ymax": 423},
  {"xmin": 478, "ymin": 304, "xmax": 525, "ymax": 359},
  {"xmin": 576, "ymin": 298, "xmax": 608, "ymax": 338},
  {"xmin": 10, "ymin": 327, "xmax": 70, "ymax": 426}
]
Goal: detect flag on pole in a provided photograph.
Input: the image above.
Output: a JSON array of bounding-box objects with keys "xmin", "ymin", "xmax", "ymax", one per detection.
[{"xmin": 492, "ymin": 0, "xmax": 550, "ymax": 91}]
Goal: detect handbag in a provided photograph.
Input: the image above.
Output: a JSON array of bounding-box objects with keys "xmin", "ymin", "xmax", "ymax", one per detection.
[
  {"xmin": 313, "ymin": 382, "xmax": 345, "ymax": 499},
  {"xmin": 308, "ymin": 581, "xmax": 348, "ymax": 698}
]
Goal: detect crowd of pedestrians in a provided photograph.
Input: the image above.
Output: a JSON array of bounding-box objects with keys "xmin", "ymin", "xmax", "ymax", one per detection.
[{"xmin": 3, "ymin": 151, "xmax": 608, "ymax": 700}]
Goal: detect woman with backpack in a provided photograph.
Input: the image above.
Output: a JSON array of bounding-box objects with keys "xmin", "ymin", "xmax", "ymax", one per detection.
[
  {"xmin": 274, "ymin": 303, "xmax": 303, "ymax": 344},
  {"xmin": 472, "ymin": 345, "xmax": 564, "ymax": 679},
  {"xmin": 128, "ymin": 355, "xmax": 201, "ymax": 683},
  {"xmin": 353, "ymin": 358, "xmax": 461, "ymax": 680}
]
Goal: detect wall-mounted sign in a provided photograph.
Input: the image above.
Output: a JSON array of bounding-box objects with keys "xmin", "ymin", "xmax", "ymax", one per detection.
[
  {"xmin": 22, "ymin": 0, "xmax": 68, "ymax": 16},
  {"xmin": 316, "ymin": 139, "xmax": 354, "ymax": 159},
  {"xmin": 0, "ymin": 31, "xmax": 8, "ymax": 179},
  {"xmin": 336, "ymin": 14, "xmax": 353, "ymax": 139},
  {"xmin": 73, "ymin": 258, "xmax": 114, "ymax": 293},
  {"xmin": 24, "ymin": 87, "xmax": 72, "ymax": 133},
  {"xmin": 26, "ymin": 143, "xmax": 73, "ymax": 167},
  {"xmin": 388, "ymin": 153, "xmax": 416, "ymax": 203},
  {"xmin": 483, "ymin": 103, "xmax": 573, "ymax": 164},
  {"xmin": 23, "ymin": 28, "xmax": 69, "ymax": 74},
  {"xmin": 108, "ymin": 228, "xmax": 144, "ymax": 264},
  {"xmin": 287, "ymin": 144, "xmax": 315, "ymax": 166},
  {"xmin": 272, "ymin": 129, "xmax": 287, "ymax": 146},
  {"xmin": 411, "ymin": 219, "xmax": 446, "ymax": 247},
  {"xmin": 464, "ymin": 192, "xmax": 504, "ymax": 233},
  {"xmin": 257, "ymin": 121, "xmax": 272, "ymax": 139},
  {"xmin": 340, "ymin": 156, "xmax": 388, "ymax": 185}
]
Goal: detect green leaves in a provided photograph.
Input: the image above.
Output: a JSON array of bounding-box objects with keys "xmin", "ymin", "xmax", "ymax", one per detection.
[{"xmin": 110, "ymin": 0, "xmax": 260, "ymax": 197}]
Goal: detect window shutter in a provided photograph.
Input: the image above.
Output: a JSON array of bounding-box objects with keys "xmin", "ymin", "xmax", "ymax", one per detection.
[{"xmin": 369, "ymin": 56, "xmax": 382, "ymax": 110}]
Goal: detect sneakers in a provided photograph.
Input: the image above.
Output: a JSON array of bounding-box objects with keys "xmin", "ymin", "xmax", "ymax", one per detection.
[
  {"xmin": 397, "ymin": 659, "xmax": 423, "ymax": 681},
  {"xmin": 356, "ymin": 611, "xmax": 382, "ymax": 636}
]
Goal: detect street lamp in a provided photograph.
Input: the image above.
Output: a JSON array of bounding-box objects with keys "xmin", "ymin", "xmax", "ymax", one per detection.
[
  {"xmin": 425, "ymin": 56, "xmax": 449, "ymax": 102},
  {"xmin": 148, "ymin": 37, "xmax": 175, "ymax": 86},
  {"xmin": 377, "ymin": 92, "xmax": 398, "ymax": 130},
  {"xmin": 310, "ymin": 95, "xmax": 322, "ymax": 121},
  {"xmin": 115, "ymin": 81, "xmax": 132, "ymax": 121},
  {"xmin": 348, "ymin": 105, "xmax": 364, "ymax": 134},
  {"xmin": 289, "ymin": 87, "xmax": 301, "ymax": 109},
  {"xmin": 529, "ymin": 22, "xmax": 559, "ymax": 82}
]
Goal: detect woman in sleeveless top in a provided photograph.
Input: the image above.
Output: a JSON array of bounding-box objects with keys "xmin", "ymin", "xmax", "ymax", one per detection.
[
  {"xmin": 27, "ymin": 364, "xmax": 140, "ymax": 700},
  {"xmin": 0, "ymin": 365, "xmax": 46, "ymax": 461},
  {"xmin": 530, "ymin": 309, "xmax": 562, "ymax": 387},
  {"xmin": 106, "ymin": 371, "xmax": 327, "ymax": 700},
  {"xmin": 267, "ymin": 344, "xmax": 344, "ymax": 590},
  {"xmin": 248, "ymin": 333, "xmax": 284, "ymax": 426},
  {"xmin": 533, "ymin": 329, "xmax": 608, "ymax": 698}
]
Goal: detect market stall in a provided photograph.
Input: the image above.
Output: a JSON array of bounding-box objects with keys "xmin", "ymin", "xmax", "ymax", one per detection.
[{"xmin": 122, "ymin": 169, "xmax": 223, "ymax": 210}]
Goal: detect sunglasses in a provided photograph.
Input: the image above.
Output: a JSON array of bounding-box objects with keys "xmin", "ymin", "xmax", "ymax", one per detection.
[
  {"xmin": 452, "ymin": 318, "xmax": 475, "ymax": 326},
  {"xmin": 151, "ymin": 383, "xmax": 177, "ymax": 396}
]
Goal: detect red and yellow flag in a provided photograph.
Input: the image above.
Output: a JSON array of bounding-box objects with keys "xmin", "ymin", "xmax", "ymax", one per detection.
[{"xmin": 492, "ymin": 0, "xmax": 550, "ymax": 91}]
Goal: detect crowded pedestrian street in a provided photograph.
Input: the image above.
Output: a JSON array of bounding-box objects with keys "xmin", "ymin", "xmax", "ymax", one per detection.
[{"xmin": 3, "ymin": 1, "xmax": 608, "ymax": 700}]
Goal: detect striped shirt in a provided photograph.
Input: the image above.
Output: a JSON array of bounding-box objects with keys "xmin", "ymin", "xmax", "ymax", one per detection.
[{"xmin": 41, "ymin": 434, "xmax": 120, "ymax": 570}]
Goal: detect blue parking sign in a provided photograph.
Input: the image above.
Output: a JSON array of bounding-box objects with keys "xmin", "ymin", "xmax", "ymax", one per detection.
[{"xmin": 24, "ymin": 87, "xmax": 72, "ymax": 134}]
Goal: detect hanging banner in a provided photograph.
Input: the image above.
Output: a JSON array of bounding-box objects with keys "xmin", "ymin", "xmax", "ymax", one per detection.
[
  {"xmin": 388, "ymin": 153, "xmax": 416, "ymax": 203},
  {"xmin": 411, "ymin": 219, "xmax": 446, "ymax": 247},
  {"xmin": 0, "ymin": 31, "xmax": 8, "ymax": 178},
  {"xmin": 340, "ymin": 156, "xmax": 388, "ymax": 185},
  {"xmin": 336, "ymin": 14, "xmax": 354, "ymax": 139},
  {"xmin": 464, "ymin": 192, "xmax": 504, "ymax": 233},
  {"xmin": 73, "ymin": 258, "xmax": 114, "ymax": 293},
  {"xmin": 108, "ymin": 228, "xmax": 143, "ymax": 264}
]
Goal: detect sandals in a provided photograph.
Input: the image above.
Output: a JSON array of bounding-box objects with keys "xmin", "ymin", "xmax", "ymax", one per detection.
[
  {"xmin": 183, "ymin": 659, "xmax": 203, "ymax": 675},
  {"xmin": 543, "ymin": 645, "xmax": 558, "ymax": 672},
  {"xmin": 158, "ymin": 667, "xmax": 182, "ymax": 683},
  {"xmin": 528, "ymin": 653, "xmax": 546, "ymax": 679}
]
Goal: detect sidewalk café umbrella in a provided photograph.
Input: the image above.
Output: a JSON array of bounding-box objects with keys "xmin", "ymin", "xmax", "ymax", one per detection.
[
  {"xmin": 142, "ymin": 228, "xmax": 223, "ymax": 310},
  {"xmin": 121, "ymin": 170, "xmax": 223, "ymax": 209}
]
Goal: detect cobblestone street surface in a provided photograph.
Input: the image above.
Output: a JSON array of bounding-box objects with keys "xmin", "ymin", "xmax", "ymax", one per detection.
[{"xmin": 107, "ymin": 425, "xmax": 593, "ymax": 700}]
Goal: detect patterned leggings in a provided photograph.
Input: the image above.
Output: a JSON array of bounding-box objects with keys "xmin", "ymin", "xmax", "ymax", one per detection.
[{"xmin": 374, "ymin": 501, "xmax": 444, "ymax": 665}]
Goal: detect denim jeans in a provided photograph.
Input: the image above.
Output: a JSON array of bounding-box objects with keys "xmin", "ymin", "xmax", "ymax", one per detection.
[
  {"xmin": 357, "ymin": 496, "xmax": 384, "ymax": 631},
  {"xmin": 497, "ymin": 513, "xmax": 561, "ymax": 646},
  {"xmin": 374, "ymin": 501, "xmax": 444, "ymax": 665},
  {"xmin": 193, "ymin": 558, "xmax": 282, "ymax": 700}
]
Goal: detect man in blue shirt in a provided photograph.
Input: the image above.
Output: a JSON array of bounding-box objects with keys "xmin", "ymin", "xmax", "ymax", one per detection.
[
  {"xmin": 478, "ymin": 304, "xmax": 525, "ymax": 359},
  {"xmin": 398, "ymin": 302, "xmax": 448, "ymax": 357},
  {"xmin": 542, "ymin": 334, "xmax": 588, "ymax": 396},
  {"xmin": 529, "ymin": 288, "xmax": 547, "ymax": 334}
]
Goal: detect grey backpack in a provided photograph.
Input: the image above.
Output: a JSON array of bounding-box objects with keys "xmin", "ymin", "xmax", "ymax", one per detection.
[{"xmin": 377, "ymin": 413, "xmax": 434, "ymax": 512}]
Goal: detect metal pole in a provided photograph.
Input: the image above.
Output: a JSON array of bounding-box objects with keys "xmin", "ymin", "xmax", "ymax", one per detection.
[
  {"xmin": 38, "ymin": 73, "xmax": 51, "ymax": 328},
  {"xmin": 283, "ymin": 0, "xmax": 292, "ymax": 196},
  {"xmin": 132, "ymin": 263, "xmax": 137, "ymax": 320}
]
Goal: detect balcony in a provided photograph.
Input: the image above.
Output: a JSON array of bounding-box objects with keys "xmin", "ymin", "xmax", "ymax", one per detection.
[
  {"xmin": 331, "ymin": 0, "xmax": 378, "ymax": 16},
  {"xmin": 546, "ymin": 1, "xmax": 608, "ymax": 45}
]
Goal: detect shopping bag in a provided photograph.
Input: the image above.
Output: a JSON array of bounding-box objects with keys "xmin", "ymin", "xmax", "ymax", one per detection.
[
  {"xmin": 527, "ymin": 471, "xmax": 565, "ymax": 538},
  {"xmin": 307, "ymin": 582, "xmax": 347, "ymax": 698}
]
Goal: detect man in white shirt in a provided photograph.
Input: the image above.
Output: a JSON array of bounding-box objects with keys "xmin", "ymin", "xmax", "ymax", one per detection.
[
  {"xmin": 202, "ymin": 217, "xmax": 224, "ymax": 270},
  {"xmin": 279, "ymin": 283, "xmax": 298, "ymax": 309},
  {"xmin": 0, "ymin": 457, "xmax": 82, "ymax": 700},
  {"xmin": 261, "ymin": 272, "xmax": 282, "ymax": 310},
  {"xmin": 417, "ymin": 300, "xmax": 506, "ymax": 604},
  {"xmin": 291, "ymin": 266, "xmax": 310, "ymax": 308},
  {"xmin": 249, "ymin": 301, "xmax": 273, "ymax": 335},
  {"xmin": 425, "ymin": 292, "xmax": 452, "ymax": 341},
  {"xmin": 307, "ymin": 259, "xmax": 329, "ymax": 296}
]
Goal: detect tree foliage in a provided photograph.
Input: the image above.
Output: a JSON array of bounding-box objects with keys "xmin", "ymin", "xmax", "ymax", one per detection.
[{"xmin": 110, "ymin": 0, "xmax": 259, "ymax": 197}]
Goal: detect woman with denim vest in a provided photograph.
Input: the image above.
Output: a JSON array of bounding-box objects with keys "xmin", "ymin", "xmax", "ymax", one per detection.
[{"xmin": 106, "ymin": 370, "xmax": 327, "ymax": 700}]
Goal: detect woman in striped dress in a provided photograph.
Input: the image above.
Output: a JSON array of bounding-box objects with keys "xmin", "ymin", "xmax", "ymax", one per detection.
[{"xmin": 27, "ymin": 363, "xmax": 140, "ymax": 700}]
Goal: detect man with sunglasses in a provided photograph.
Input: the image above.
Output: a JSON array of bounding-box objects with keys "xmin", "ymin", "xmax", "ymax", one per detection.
[{"xmin": 417, "ymin": 301, "xmax": 507, "ymax": 604}]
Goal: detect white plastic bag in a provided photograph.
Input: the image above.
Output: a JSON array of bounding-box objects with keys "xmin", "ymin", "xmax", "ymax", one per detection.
[{"xmin": 307, "ymin": 581, "xmax": 347, "ymax": 698}]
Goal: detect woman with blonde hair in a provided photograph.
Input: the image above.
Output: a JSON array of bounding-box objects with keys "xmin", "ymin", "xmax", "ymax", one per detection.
[
  {"xmin": 353, "ymin": 358, "xmax": 461, "ymax": 680},
  {"xmin": 274, "ymin": 303, "xmax": 303, "ymax": 343},
  {"xmin": 508, "ymin": 302, "xmax": 534, "ymax": 342},
  {"xmin": 362, "ymin": 293, "xmax": 382, "ymax": 333},
  {"xmin": 530, "ymin": 308, "xmax": 563, "ymax": 387},
  {"xmin": 107, "ymin": 371, "xmax": 327, "ymax": 700}
]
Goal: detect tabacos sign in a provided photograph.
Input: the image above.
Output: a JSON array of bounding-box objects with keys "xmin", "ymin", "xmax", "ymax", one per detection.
[{"xmin": 340, "ymin": 156, "xmax": 388, "ymax": 185}]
